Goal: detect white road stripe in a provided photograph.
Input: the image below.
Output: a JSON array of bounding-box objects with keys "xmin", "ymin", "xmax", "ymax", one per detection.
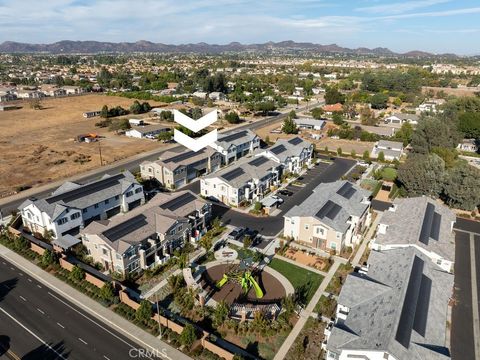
[
  {"xmin": 57, "ymin": 322, "xmax": 65, "ymax": 329},
  {"xmin": 36, "ymin": 308, "xmax": 45, "ymax": 315},
  {"xmin": 103, "ymin": 356, "xmax": 111, "ymax": 360},
  {"xmin": 0, "ymin": 305, "xmax": 67, "ymax": 360},
  {"xmin": 78, "ymin": 338, "xmax": 88, "ymax": 345},
  {"xmin": 36, "ymin": 284, "xmax": 41, "ymax": 288},
  {"xmin": 27, "ymin": 278, "xmax": 32, "ymax": 282},
  {"xmin": 10, "ymin": 267, "xmax": 14, "ymax": 270},
  {"xmin": 18, "ymin": 273, "xmax": 23, "ymax": 276},
  {"xmin": 19, "ymin": 296, "xmax": 27, "ymax": 302}
]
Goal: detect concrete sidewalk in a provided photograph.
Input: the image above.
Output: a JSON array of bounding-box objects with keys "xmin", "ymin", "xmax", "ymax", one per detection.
[{"xmin": 0, "ymin": 244, "xmax": 191, "ymax": 360}]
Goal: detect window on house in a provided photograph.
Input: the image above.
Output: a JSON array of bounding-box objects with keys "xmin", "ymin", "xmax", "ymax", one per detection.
[
  {"xmin": 70, "ymin": 213, "xmax": 80, "ymax": 220},
  {"xmin": 330, "ymin": 243, "xmax": 337, "ymax": 250},
  {"xmin": 102, "ymin": 248, "xmax": 108, "ymax": 255},
  {"xmin": 135, "ymin": 188, "xmax": 142, "ymax": 194},
  {"xmin": 305, "ymin": 224, "xmax": 309, "ymax": 230},
  {"xmin": 94, "ymin": 204, "xmax": 99, "ymax": 209},
  {"xmin": 115, "ymin": 195, "xmax": 119, "ymax": 200},
  {"xmin": 126, "ymin": 191, "xmax": 133, "ymax": 197},
  {"xmin": 57, "ymin": 217, "xmax": 68, "ymax": 225},
  {"xmin": 437, "ymin": 259, "xmax": 442, "ymax": 265},
  {"xmin": 105, "ymin": 199, "xmax": 109, "ymax": 204},
  {"xmin": 83, "ymin": 208, "xmax": 88, "ymax": 213}
]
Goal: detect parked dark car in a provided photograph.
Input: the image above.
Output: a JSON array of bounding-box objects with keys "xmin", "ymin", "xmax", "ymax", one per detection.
[
  {"xmin": 278, "ymin": 189, "xmax": 294, "ymax": 196},
  {"xmin": 227, "ymin": 227, "xmax": 245, "ymax": 241}
]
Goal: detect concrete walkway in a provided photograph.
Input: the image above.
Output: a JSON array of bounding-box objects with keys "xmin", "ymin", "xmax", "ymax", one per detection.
[
  {"xmin": 351, "ymin": 213, "xmax": 382, "ymax": 267},
  {"xmin": 0, "ymin": 244, "xmax": 191, "ymax": 360},
  {"xmin": 273, "ymin": 260, "xmax": 341, "ymax": 360}
]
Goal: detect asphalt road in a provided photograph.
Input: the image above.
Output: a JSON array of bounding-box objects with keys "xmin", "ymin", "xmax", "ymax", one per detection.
[
  {"xmin": 0, "ymin": 258, "xmax": 159, "ymax": 360},
  {"xmin": 212, "ymin": 157, "xmax": 356, "ymax": 236},
  {"xmin": 0, "ymin": 103, "xmax": 321, "ymax": 216}
]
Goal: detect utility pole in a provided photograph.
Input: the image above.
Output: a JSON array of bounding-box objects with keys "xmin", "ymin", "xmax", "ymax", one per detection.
[
  {"xmin": 156, "ymin": 292, "xmax": 162, "ymax": 339},
  {"xmin": 98, "ymin": 141, "xmax": 103, "ymax": 166}
]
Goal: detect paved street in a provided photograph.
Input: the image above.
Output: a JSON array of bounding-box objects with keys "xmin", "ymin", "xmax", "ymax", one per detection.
[
  {"xmin": 0, "ymin": 103, "xmax": 320, "ymax": 217},
  {"xmin": 212, "ymin": 157, "xmax": 356, "ymax": 236},
  {"xmin": 451, "ymin": 219, "xmax": 480, "ymax": 360}
]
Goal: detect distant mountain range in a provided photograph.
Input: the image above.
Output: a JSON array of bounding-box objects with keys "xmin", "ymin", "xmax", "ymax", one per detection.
[{"xmin": 0, "ymin": 40, "xmax": 455, "ymax": 57}]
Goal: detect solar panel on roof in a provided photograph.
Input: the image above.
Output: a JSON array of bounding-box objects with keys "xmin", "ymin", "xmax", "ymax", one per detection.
[
  {"xmin": 219, "ymin": 131, "xmax": 248, "ymax": 143},
  {"xmin": 248, "ymin": 157, "xmax": 269, "ymax": 167},
  {"xmin": 163, "ymin": 150, "xmax": 196, "ymax": 164},
  {"xmin": 336, "ymin": 182, "xmax": 357, "ymax": 199},
  {"xmin": 419, "ymin": 203, "xmax": 435, "ymax": 245},
  {"xmin": 430, "ymin": 212, "xmax": 441, "ymax": 241},
  {"xmin": 395, "ymin": 256, "xmax": 424, "ymax": 348},
  {"xmin": 222, "ymin": 168, "xmax": 245, "ymax": 181},
  {"xmin": 103, "ymin": 214, "xmax": 148, "ymax": 241},
  {"xmin": 413, "ymin": 274, "xmax": 432, "ymax": 337},
  {"xmin": 316, "ymin": 200, "xmax": 342, "ymax": 220},
  {"xmin": 46, "ymin": 174, "xmax": 124, "ymax": 204},
  {"xmin": 288, "ymin": 137, "xmax": 303, "ymax": 145},
  {"xmin": 270, "ymin": 145, "xmax": 287, "ymax": 155},
  {"xmin": 160, "ymin": 192, "xmax": 196, "ymax": 211}
]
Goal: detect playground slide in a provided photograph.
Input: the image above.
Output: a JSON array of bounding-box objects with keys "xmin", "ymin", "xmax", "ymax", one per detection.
[
  {"xmin": 216, "ymin": 274, "xmax": 229, "ymax": 288},
  {"xmin": 246, "ymin": 273, "xmax": 264, "ymax": 298}
]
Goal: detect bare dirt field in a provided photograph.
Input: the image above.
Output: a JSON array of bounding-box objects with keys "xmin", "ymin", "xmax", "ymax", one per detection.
[
  {"xmin": 314, "ymin": 138, "xmax": 374, "ymax": 155},
  {"xmin": 0, "ymin": 94, "xmax": 168, "ymax": 197},
  {"xmin": 422, "ymin": 86, "xmax": 479, "ymax": 97}
]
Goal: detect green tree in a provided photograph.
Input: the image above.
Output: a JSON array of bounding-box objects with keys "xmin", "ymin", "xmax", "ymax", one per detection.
[
  {"xmin": 311, "ymin": 107, "xmax": 324, "ymax": 119},
  {"xmin": 443, "ymin": 162, "xmax": 480, "ymax": 210},
  {"xmin": 362, "ymin": 150, "xmax": 370, "ymax": 161},
  {"xmin": 225, "ymin": 111, "xmax": 240, "ymax": 124},
  {"xmin": 213, "ymin": 301, "xmax": 230, "ymax": 327},
  {"xmin": 180, "ymin": 323, "xmax": 198, "ymax": 348},
  {"xmin": 350, "ymin": 149, "xmax": 356, "ymax": 158},
  {"xmin": 100, "ymin": 282, "xmax": 115, "ymax": 302},
  {"xmin": 157, "ymin": 131, "xmax": 173, "ymax": 142},
  {"xmin": 41, "ymin": 249, "xmax": 56, "ymax": 267},
  {"xmin": 288, "ymin": 110, "xmax": 297, "ymax": 119},
  {"xmin": 100, "ymin": 105, "xmax": 109, "ymax": 118},
  {"xmin": 412, "ymin": 116, "xmax": 461, "ymax": 154},
  {"xmin": 332, "ymin": 112, "xmax": 344, "ymax": 125},
  {"xmin": 337, "ymin": 147, "xmax": 343, "ymax": 156},
  {"xmin": 370, "ymin": 93, "xmax": 389, "ymax": 109},
  {"xmin": 70, "ymin": 265, "xmax": 85, "ymax": 282},
  {"xmin": 282, "ymin": 117, "xmax": 298, "ymax": 134},
  {"xmin": 129, "ymin": 100, "xmax": 143, "ymax": 114},
  {"xmin": 397, "ymin": 154, "xmax": 445, "ymax": 197},
  {"xmin": 458, "ymin": 112, "xmax": 480, "ymax": 139},
  {"xmin": 393, "ymin": 122, "xmax": 414, "ymax": 146},
  {"xmin": 136, "ymin": 300, "xmax": 153, "ymax": 323},
  {"xmin": 377, "ymin": 151, "xmax": 385, "ymax": 162},
  {"xmin": 199, "ymin": 235, "xmax": 213, "ymax": 251},
  {"xmin": 325, "ymin": 87, "xmax": 346, "ymax": 105},
  {"xmin": 243, "ymin": 236, "xmax": 253, "ymax": 249}
]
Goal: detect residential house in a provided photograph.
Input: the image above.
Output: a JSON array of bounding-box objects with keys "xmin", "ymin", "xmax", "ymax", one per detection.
[
  {"xmin": 325, "ymin": 247, "xmax": 453, "ymax": 360},
  {"xmin": 18, "ymin": 171, "xmax": 144, "ymax": 240},
  {"xmin": 15, "ymin": 89, "xmax": 44, "ymax": 99},
  {"xmin": 384, "ymin": 113, "xmax": 419, "ymax": 126},
  {"xmin": 416, "ymin": 99, "xmax": 445, "ymax": 113},
  {"xmin": 62, "ymin": 85, "xmax": 85, "ymax": 95},
  {"xmin": 80, "ymin": 191, "xmax": 211, "ymax": 275},
  {"xmin": 208, "ymin": 92, "xmax": 226, "ymax": 101},
  {"xmin": 323, "ymin": 103, "xmax": 343, "ymax": 115},
  {"xmin": 257, "ymin": 137, "xmax": 313, "ymax": 174},
  {"xmin": 209, "ymin": 129, "xmax": 260, "ymax": 165},
  {"xmin": 457, "ymin": 139, "xmax": 478, "ymax": 153},
  {"xmin": 200, "ymin": 156, "xmax": 281, "ymax": 206},
  {"xmin": 140, "ymin": 147, "xmax": 222, "ymax": 189},
  {"xmin": 125, "ymin": 124, "xmax": 170, "ymax": 139},
  {"xmin": 41, "ymin": 85, "xmax": 66, "ymax": 97},
  {"xmin": 372, "ymin": 140, "xmax": 404, "ymax": 161},
  {"xmin": 83, "ymin": 110, "xmax": 101, "ymax": 118},
  {"xmin": 192, "ymin": 91, "xmax": 208, "ymax": 99},
  {"xmin": 294, "ymin": 117, "xmax": 326, "ymax": 130},
  {"xmin": 0, "ymin": 91, "xmax": 17, "ymax": 102},
  {"xmin": 371, "ymin": 197, "xmax": 456, "ymax": 273},
  {"xmin": 283, "ymin": 181, "xmax": 371, "ymax": 252}
]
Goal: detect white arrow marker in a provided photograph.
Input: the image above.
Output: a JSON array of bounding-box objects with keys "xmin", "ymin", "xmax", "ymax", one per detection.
[
  {"xmin": 174, "ymin": 129, "xmax": 218, "ymax": 152},
  {"xmin": 173, "ymin": 109, "xmax": 217, "ymax": 133}
]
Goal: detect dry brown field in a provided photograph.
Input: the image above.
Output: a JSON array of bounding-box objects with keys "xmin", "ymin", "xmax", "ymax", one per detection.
[{"xmin": 0, "ymin": 94, "xmax": 168, "ymax": 197}]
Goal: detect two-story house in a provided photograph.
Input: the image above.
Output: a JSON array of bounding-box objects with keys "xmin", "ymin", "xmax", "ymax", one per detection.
[
  {"xmin": 19, "ymin": 171, "xmax": 144, "ymax": 240},
  {"xmin": 283, "ymin": 181, "xmax": 371, "ymax": 252},
  {"xmin": 256, "ymin": 137, "xmax": 313, "ymax": 174},
  {"xmin": 209, "ymin": 129, "xmax": 260, "ymax": 165},
  {"xmin": 140, "ymin": 147, "xmax": 222, "ymax": 189},
  {"xmin": 200, "ymin": 156, "xmax": 281, "ymax": 206},
  {"xmin": 80, "ymin": 191, "xmax": 211, "ymax": 275},
  {"xmin": 371, "ymin": 197, "xmax": 456, "ymax": 273},
  {"xmin": 325, "ymin": 247, "xmax": 453, "ymax": 360},
  {"xmin": 371, "ymin": 140, "xmax": 404, "ymax": 161}
]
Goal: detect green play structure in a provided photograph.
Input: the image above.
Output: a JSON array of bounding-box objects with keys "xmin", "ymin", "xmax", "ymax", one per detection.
[{"xmin": 216, "ymin": 262, "xmax": 264, "ymax": 299}]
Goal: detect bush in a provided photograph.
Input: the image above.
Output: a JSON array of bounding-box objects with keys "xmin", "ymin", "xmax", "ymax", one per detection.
[
  {"xmin": 180, "ymin": 323, "xmax": 198, "ymax": 348},
  {"xmin": 70, "ymin": 265, "xmax": 85, "ymax": 282},
  {"xmin": 136, "ymin": 300, "xmax": 153, "ymax": 323}
]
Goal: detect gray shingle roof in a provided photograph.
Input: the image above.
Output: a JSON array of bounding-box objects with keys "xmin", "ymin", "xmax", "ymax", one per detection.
[
  {"xmin": 327, "ymin": 247, "xmax": 453, "ymax": 360},
  {"xmin": 375, "ymin": 197, "xmax": 455, "ymax": 261},
  {"xmin": 157, "ymin": 146, "xmax": 218, "ymax": 171},
  {"xmin": 214, "ymin": 129, "xmax": 258, "ymax": 149},
  {"xmin": 284, "ymin": 180, "xmax": 371, "ymax": 233},
  {"xmin": 81, "ymin": 190, "xmax": 205, "ymax": 253},
  {"xmin": 264, "ymin": 137, "xmax": 312, "ymax": 163},
  {"xmin": 19, "ymin": 171, "xmax": 138, "ymax": 220}
]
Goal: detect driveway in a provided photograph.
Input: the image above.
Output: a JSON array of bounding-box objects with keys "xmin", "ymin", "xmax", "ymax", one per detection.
[
  {"xmin": 212, "ymin": 157, "xmax": 356, "ymax": 236},
  {"xmin": 451, "ymin": 220, "xmax": 480, "ymax": 360}
]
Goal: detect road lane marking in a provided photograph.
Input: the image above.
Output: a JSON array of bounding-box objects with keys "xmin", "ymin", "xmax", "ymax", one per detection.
[
  {"xmin": 37, "ymin": 308, "xmax": 45, "ymax": 315},
  {"xmin": 78, "ymin": 338, "xmax": 88, "ymax": 345},
  {"xmin": 10, "ymin": 267, "xmax": 14, "ymax": 270},
  {"xmin": 470, "ymin": 234, "xmax": 480, "ymax": 359},
  {"xmin": 27, "ymin": 278, "xmax": 32, "ymax": 282},
  {"xmin": 19, "ymin": 295, "xmax": 27, "ymax": 301},
  {"xmin": 18, "ymin": 272, "xmax": 23, "ymax": 276},
  {"xmin": 36, "ymin": 284, "xmax": 41, "ymax": 288},
  {"xmin": 0, "ymin": 305, "xmax": 67, "ymax": 360},
  {"xmin": 57, "ymin": 322, "xmax": 65, "ymax": 329},
  {"xmin": 103, "ymin": 356, "xmax": 111, "ymax": 360}
]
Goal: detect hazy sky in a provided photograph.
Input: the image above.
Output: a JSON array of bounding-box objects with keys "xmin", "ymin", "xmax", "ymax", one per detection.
[{"xmin": 1, "ymin": 0, "xmax": 479, "ymax": 54}]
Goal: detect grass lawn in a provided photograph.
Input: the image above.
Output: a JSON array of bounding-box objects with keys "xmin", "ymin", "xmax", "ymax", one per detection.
[{"xmin": 269, "ymin": 258, "xmax": 323, "ymax": 304}]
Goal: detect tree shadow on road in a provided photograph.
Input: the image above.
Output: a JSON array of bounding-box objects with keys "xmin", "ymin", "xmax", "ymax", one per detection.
[
  {"xmin": 0, "ymin": 335, "xmax": 11, "ymax": 357},
  {"xmin": 22, "ymin": 340, "xmax": 70, "ymax": 360},
  {"xmin": 0, "ymin": 278, "xmax": 18, "ymax": 303}
]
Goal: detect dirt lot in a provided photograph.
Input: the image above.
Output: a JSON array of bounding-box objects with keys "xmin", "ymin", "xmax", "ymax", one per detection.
[
  {"xmin": 0, "ymin": 94, "xmax": 169, "ymax": 197},
  {"xmin": 314, "ymin": 138, "xmax": 374, "ymax": 156},
  {"xmin": 422, "ymin": 86, "xmax": 479, "ymax": 97}
]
